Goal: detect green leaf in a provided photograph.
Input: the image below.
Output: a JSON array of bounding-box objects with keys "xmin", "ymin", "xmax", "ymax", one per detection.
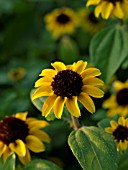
[
  {"xmin": 68, "ymin": 126, "xmax": 118, "ymax": 170},
  {"xmin": 90, "ymin": 25, "xmax": 128, "ymax": 83},
  {"xmin": 98, "ymin": 115, "xmax": 119, "ymax": 129},
  {"xmin": 58, "ymin": 36, "xmax": 79, "ymax": 64},
  {"xmin": 118, "ymin": 150, "xmax": 128, "ymax": 170},
  {"xmin": 2, "ymin": 153, "xmax": 16, "ymax": 170},
  {"xmin": 23, "ymin": 159, "xmax": 62, "ymax": 170}
]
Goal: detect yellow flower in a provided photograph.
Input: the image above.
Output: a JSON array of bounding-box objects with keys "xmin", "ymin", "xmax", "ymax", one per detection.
[
  {"xmin": 77, "ymin": 8, "xmax": 105, "ymax": 33},
  {"xmin": 32, "ymin": 60, "xmax": 104, "ymax": 119},
  {"xmin": 103, "ymin": 80, "xmax": 128, "ymax": 117},
  {"xmin": 7, "ymin": 67, "xmax": 26, "ymax": 81},
  {"xmin": 0, "ymin": 112, "xmax": 51, "ymax": 164},
  {"xmin": 105, "ymin": 117, "xmax": 128, "ymax": 151},
  {"xmin": 44, "ymin": 7, "xmax": 79, "ymax": 38},
  {"xmin": 86, "ymin": 0, "xmax": 128, "ymax": 19}
]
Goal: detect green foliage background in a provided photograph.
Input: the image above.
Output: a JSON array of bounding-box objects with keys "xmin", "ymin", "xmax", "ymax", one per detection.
[{"xmin": 0, "ymin": 0, "xmax": 128, "ymax": 170}]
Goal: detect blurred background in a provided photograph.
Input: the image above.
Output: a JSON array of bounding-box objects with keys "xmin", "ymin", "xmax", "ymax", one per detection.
[{"xmin": 0, "ymin": 0, "xmax": 128, "ymax": 169}]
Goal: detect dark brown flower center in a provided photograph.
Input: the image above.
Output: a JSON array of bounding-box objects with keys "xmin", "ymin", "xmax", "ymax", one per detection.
[
  {"xmin": 51, "ymin": 70, "xmax": 83, "ymax": 98},
  {"xmin": 0, "ymin": 117, "xmax": 29, "ymax": 145},
  {"xmin": 88, "ymin": 12, "xmax": 99, "ymax": 24},
  {"xmin": 116, "ymin": 88, "xmax": 128, "ymax": 106},
  {"xmin": 113, "ymin": 125, "xmax": 128, "ymax": 142},
  {"xmin": 56, "ymin": 13, "xmax": 70, "ymax": 24},
  {"xmin": 105, "ymin": 0, "xmax": 122, "ymax": 5}
]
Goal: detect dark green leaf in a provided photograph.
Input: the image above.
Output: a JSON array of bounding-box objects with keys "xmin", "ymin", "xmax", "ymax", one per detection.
[
  {"xmin": 68, "ymin": 126, "xmax": 118, "ymax": 170},
  {"xmin": 90, "ymin": 25, "xmax": 128, "ymax": 83},
  {"xmin": 98, "ymin": 115, "xmax": 119, "ymax": 129},
  {"xmin": 118, "ymin": 150, "xmax": 128, "ymax": 170},
  {"xmin": 2, "ymin": 153, "xmax": 16, "ymax": 170},
  {"xmin": 23, "ymin": 159, "xmax": 62, "ymax": 170},
  {"xmin": 58, "ymin": 36, "xmax": 79, "ymax": 64}
]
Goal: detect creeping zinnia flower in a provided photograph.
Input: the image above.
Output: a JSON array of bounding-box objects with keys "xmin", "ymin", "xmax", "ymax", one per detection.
[
  {"xmin": 86, "ymin": 0, "xmax": 128, "ymax": 19},
  {"xmin": 77, "ymin": 8, "xmax": 105, "ymax": 33},
  {"xmin": 105, "ymin": 117, "xmax": 128, "ymax": 151},
  {"xmin": 103, "ymin": 80, "xmax": 128, "ymax": 117},
  {"xmin": 44, "ymin": 7, "xmax": 79, "ymax": 38},
  {"xmin": 0, "ymin": 112, "xmax": 51, "ymax": 164},
  {"xmin": 32, "ymin": 60, "xmax": 104, "ymax": 119}
]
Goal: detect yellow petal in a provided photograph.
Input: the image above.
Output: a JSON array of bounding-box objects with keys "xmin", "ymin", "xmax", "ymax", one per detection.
[
  {"xmin": 105, "ymin": 127, "xmax": 113, "ymax": 133},
  {"xmin": 42, "ymin": 95, "xmax": 57, "ymax": 117},
  {"xmin": 110, "ymin": 120, "xmax": 118, "ymax": 129},
  {"xmin": 35, "ymin": 77, "xmax": 52, "ymax": 87},
  {"xmin": 83, "ymin": 85, "xmax": 104, "ymax": 98},
  {"xmin": 113, "ymin": 80, "xmax": 124, "ymax": 91},
  {"xmin": 81, "ymin": 68, "xmax": 101, "ymax": 79},
  {"xmin": 51, "ymin": 61, "xmax": 66, "ymax": 71},
  {"xmin": 3, "ymin": 147, "xmax": 12, "ymax": 161},
  {"xmin": 102, "ymin": 95, "xmax": 116, "ymax": 108},
  {"xmin": 15, "ymin": 112, "xmax": 28, "ymax": 121},
  {"xmin": 102, "ymin": 2, "xmax": 113, "ymax": 19},
  {"xmin": 74, "ymin": 60, "xmax": 87, "ymax": 73},
  {"xmin": 32, "ymin": 86, "xmax": 53, "ymax": 100},
  {"xmin": 118, "ymin": 117, "xmax": 125, "ymax": 126},
  {"xmin": 39, "ymin": 69, "xmax": 57, "ymax": 78},
  {"xmin": 28, "ymin": 120, "xmax": 49, "ymax": 131},
  {"xmin": 26, "ymin": 135, "xmax": 45, "ymax": 153},
  {"xmin": 112, "ymin": 2, "xmax": 124, "ymax": 19},
  {"xmin": 18, "ymin": 147, "xmax": 31, "ymax": 165},
  {"xmin": 86, "ymin": 0, "xmax": 101, "ymax": 7},
  {"xmin": 66, "ymin": 96, "xmax": 81, "ymax": 117},
  {"xmin": 121, "ymin": 2, "xmax": 128, "ymax": 18},
  {"xmin": 0, "ymin": 142, "xmax": 7, "ymax": 156},
  {"xmin": 30, "ymin": 130, "xmax": 51, "ymax": 143},
  {"xmin": 78, "ymin": 92, "xmax": 95, "ymax": 113},
  {"xmin": 83, "ymin": 77, "xmax": 104, "ymax": 86},
  {"xmin": 53, "ymin": 96, "xmax": 65, "ymax": 119},
  {"xmin": 26, "ymin": 117, "xmax": 37, "ymax": 124},
  {"xmin": 9, "ymin": 139, "xmax": 26, "ymax": 157},
  {"xmin": 119, "ymin": 140, "xmax": 127, "ymax": 151},
  {"xmin": 95, "ymin": 3, "xmax": 104, "ymax": 18}
]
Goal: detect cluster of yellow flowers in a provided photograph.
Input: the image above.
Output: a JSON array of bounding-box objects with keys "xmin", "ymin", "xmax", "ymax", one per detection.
[{"xmin": 44, "ymin": 7, "xmax": 105, "ymax": 38}]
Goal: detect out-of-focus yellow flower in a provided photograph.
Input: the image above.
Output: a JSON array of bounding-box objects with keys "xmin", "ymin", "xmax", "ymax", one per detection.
[
  {"xmin": 86, "ymin": 0, "xmax": 128, "ymax": 19},
  {"xmin": 7, "ymin": 67, "xmax": 26, "ymax": 81},
  {"xmin": 44, "ymin": 8, "xmax": 79, "ymax": 38},
  {"xmin": 105, "ymin": 117, "xmax": 128, "ymax": 151},
  {"xmin": 77, "ymin": 8, "xmax": 105, "ymax": 33},
  {"xmin": 0, "ymin": 112, "xmax": 51, "ymax": 164},
  {"xmin": 32, "ymin": 60, "xmax": 104, "ymax": 119},
  {"xmin": 103, "ymin": 80, "xmax": 128, "ymax": 117}
]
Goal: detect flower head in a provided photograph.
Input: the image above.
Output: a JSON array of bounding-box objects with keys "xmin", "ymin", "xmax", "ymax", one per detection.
[
  {"xmin": 105, "ymin": 117, "xmax": 128, "ymax": 151},
  {"xmin": 32, "ymin": 60, "xmax": 104, "ymax": 119},
  {"xmin": 0, "ymin": 112, "xmax": 51, "ymax": 164},
  {"xmin": 7, "ymin": 67, "xmax": 26, "ymax": 81},
  {"xmin": 103, "ymin": 80, "xmax": 128, "ymax": 117},
  {"xmin": 44, "ymin": 7, "xmax": 79, "ymax": 38},
  {"xmin": 77, "ymin": 8, "xmax": 105, "ymax": 33},
  {"xmin": 86, "ymin": 0, "xmax": 128, "ymax": 19}
]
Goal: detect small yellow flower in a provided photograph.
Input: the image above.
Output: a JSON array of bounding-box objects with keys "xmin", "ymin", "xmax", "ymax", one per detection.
[
  {"xmin": 86, "ymin": 0, "xmax": 128, "ymax": 19},
  {"xmin": 44, "ymin": 7, "xmax": 79, "ymax": 38},
  {"xmin": 105, "ymin": 117, "xmax": 128, "ymax": 151},
  {"xmin": 103, "ymin": 80, "xmax": 128, "ymax": 117},
  {"xmin": 0, "ymin": 112, "xmax": 51, "ymax": 164},
  {"xmin": 77, "ymin": 8, "xmax": 105, "ymax": 33},
  {"xmin": 7, "ymin": 67, "xmax": 26, "ymax": 81},
  {"xmin": 32, "ymin": 60, "xmax": 104, "ymax": 119}
]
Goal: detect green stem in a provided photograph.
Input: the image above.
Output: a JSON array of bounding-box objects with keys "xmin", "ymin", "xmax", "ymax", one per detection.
[{"xmin": 71, "ymin": 115, "xmax": 81, "ymax": 130}]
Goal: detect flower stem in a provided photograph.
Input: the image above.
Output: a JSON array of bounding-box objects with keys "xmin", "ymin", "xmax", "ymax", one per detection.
[{"xmin": 71, "ymin": 115, "xmax": 81, "ymax": 130}]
